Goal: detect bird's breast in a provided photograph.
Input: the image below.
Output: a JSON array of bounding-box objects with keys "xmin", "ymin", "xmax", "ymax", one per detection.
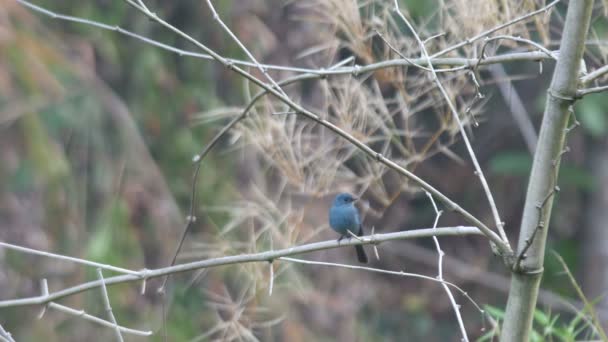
[{"xmin": 329, "ymin": 205, "xmax": 359, "ymax": 234}]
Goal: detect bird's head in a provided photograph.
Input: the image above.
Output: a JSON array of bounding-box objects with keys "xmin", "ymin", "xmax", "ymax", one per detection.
[{"xmin": 333, "ymin": 193, "xmax": 358, "ymax": 207}]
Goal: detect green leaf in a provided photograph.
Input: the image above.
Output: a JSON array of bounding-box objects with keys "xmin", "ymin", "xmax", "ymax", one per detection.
[
  {"xmin": 484, "ymin": 305, "xmax": 506, "ymax": 320},
  {"xmin": 490, "ymin": 151, "xmax": 595, "ymax": 191},
  {"xmin": 534, "ymin": 309, "xmax": 550, "ymax": 326},
  {"xmin": 489, "ymin": 151, "xmax": 532, "ymax": 176},
  {"xmin": 577, "ymin": 97, "xmax": 608, "ymax": 138}
]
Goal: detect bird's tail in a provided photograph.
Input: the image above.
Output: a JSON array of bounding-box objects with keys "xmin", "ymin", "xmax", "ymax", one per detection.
[{"xmin": 355, "ymin": 225, "xmax": 368, "ymax": 263}]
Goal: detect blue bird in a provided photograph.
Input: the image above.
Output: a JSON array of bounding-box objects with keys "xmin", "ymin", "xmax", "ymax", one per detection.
[{"xmin": 329, "ymin": 193, "xmax": 368, "ymax": 263}]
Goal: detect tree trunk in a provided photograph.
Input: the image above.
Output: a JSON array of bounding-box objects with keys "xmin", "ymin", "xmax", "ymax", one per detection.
[{"xmin": 500, "ymin": 1, "xmax": 594, "ymax": 341}]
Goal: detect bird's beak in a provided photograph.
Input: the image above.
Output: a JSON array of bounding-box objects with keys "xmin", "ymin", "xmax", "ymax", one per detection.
[{"xmin": 352, "ymin": 196, "xmax": 359, "ymax": 202}]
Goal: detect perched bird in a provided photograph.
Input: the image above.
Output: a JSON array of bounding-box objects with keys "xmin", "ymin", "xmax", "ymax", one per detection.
[{"xmin": 329, "ymin": 193, "xmax": 368, "ymax": 263}]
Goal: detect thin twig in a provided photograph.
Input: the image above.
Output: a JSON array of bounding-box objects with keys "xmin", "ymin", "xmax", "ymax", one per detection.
[
  {"xmin": 514, "ymin": 186, "xmax": 560, "ymax": 271},
  {"xmin": 204, "ymin": 0, "xmax": 288, "ymax": 98},
  {"xmin": 431, "ymin": 0, "xmax": 560, "ymax": 58},
  {"xmin": 38, "ymin": 279, "xmax": 49, "ymax": 318},
  {"xmin": 577, "ymin": 84, "xmax": 608, "ymax": 97},
  {"xmin": 279, "ymin": 256, "xmax": 483, "ymax": 314},
  {"xmin": 158, "ymin": 58, "xmax": 354, "ymax": 291},
  {"xmin": 394, "ymin": 1, "xmax": 511, "ymax": 251},
  {"xmin": 375, "ymin": 30, "xmax": 433, "ymax": 72},
  {"xmin": 135, "ymin": 0, "xmax": 149, "ymax": 13},
  {"xmin": 0, "ymin": 241, "xmax": 138, "ymax": 275},
  {"xmin": 268, "ymin": 262, "xmax": 274, "ymax": 296},
  {"xmin": 0, "ymin": 226, "xmax": 482, "ymax": 308},
  {"xmin": 426, "ymin": 192, "xmax": 468, "ymax": 342},
  {"xmin": 581, "ymin": 64, "xmax": 608, "ymax": 84},
  {"xmin": 0, "ymin": 325, "xmax": 15, "ymax": 342},
  {"xmin": 47, "ymin": 302, "xmax": 152, "ymax": 337},
  {"xmin": 472, "ymin": 34, "xmax": 557, "ymax": 85},
  {"xmin": 119, "ymin": 0, "xmax": 509, "ymax": 254},
  {"xmin": 97, "ymin": 269, "xmax": 124, "ymax": 342},
  {"xmin": 482, "ymin": 35, "xmax": 557, "ymax": 60},
  {"xmin": 15, "ymin": 0, "xmax": 555, "ymax": 75}
]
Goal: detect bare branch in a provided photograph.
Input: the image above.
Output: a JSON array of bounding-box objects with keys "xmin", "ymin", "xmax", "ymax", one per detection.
[
  {"xmin": 279, "ymin": 257, "xmax": 482, "ymax": 314},
  {"xmin": 577, "ymin": 84, "xmax": 608, "ymax": 97},
  {"xmin": 115, "ymin": 0, "xmax": 510, "ymax": 253},
  {"xmin": 426, "ymin": 192, "xmax": 468, "ymax": 341},
  {"xmin": 15, "ymin": 0, "xmax": 554, "ymax": 76},
  {"xmin": 394, "ymin": 0, "xmax": 511, "ymax": 251},
  {"xmin": 0, "ymin": 242, "xmax": 138, "ymax": 275},
  {"xmin": 47, "ymin": 302, "xmax": 152, "ymax": 337},
  {"xmin": 481, "ymin": 35, "xmax": 557, "ymax": 60},
  {"xmin": 0, "ymin": 226, "xmax": 482, "ymax": 308},
  {"xmin": 0, "ymin": 325, "xmax": 15, "ymax": 342},
  {"xmin": 97, "ymin": 269, "xmax": 124, "ymax": 342},
  {"xmin": 431, "ymin": 0, "xmax": 560, "ymax": 58},
  {"xmin": 158, "ymin": 58, "xmax": 353, "ymax": 291},
  {"xmin": 204, "ymin": 0, "xmax": 288, "ymax": 98},
  {"xmin": 581, "ymin": 64, "xmax": 608, "ymax": 84}
]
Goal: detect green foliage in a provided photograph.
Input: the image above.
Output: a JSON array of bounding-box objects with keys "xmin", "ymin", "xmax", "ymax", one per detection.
[
  {"xmin": 489, "ymin": 151, "xmax": 531, "ymax": 176},
  {"xmin": 577, "ymin": 94, "xmax": 608, "ymax": 138},
  {"xmin": 489, "ymin": 151, "xmax": 595, "ymax": 191},
  {"xmin": 479, "ymin": 305, "xmax": 600, "ymax": 342}
]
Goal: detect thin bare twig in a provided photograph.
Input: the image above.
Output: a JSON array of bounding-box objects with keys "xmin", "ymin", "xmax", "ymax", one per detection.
[
  {"xmin": 426, "ymin": 192, "xmax": 468, "ymax": 341},
  {"xmin": 36, "ymin": 279, "xmax": 151, "ymax": 337},
  {"xmin": 0, "ymin": 226, "xmax": 482, "ymax": 308},
  {"xmin": 204, "ymin": 0, "xmax": 288, "ymax": 98},
  {"xmin": 119, "ymin": 0, "xmax": 509, "ymax": 254},
  {"xmin": 577, "ymin": 84, "xmax": 608, "ymax": 97},
  {"xmin": 158, "ymin": 57, "xmax": 354, "ymax": 291},
  {"xmin": 0, "ymin": 325, "xmax": 15, "ymax": 342},
  {"xmin": 514, "ymin": 186, "xmax": 560, "ymax": 272},
  {"xmin": 431, "ymin": 0, "xmax": 560, "ymax": 58},
  {"xmin": 481, "ymin": 35, "xmax": 557, "ymax": 60},
  {"xmin": 47, "ymin": 302, "xmax": 152, "ymax": 337},
  {"xmin": 15, "ymin": 0, "xmax": 555, "ymax": 76},
  {"xmin": 581, "ymin": 64, "xmax": 608, "ymax": 84},
  {"xmin": 0, "ymin": 242, "xmax": 138, "ymax": 275},
  {"xmin": 97, "ymin": 269, "xmax": 124, "ymax": 342},
  {"xmin": 394, "ymin": 1, "xmax": 511, "ymax": 251},
  {"xmin": 279, "ymin": 257, "xmax": 482, "ymax": 314}
]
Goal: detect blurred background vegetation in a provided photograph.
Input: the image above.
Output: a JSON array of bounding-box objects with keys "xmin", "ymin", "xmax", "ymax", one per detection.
[{"xmin": 1, "ymin": 0, "xmax": 608, "ymax": 341}]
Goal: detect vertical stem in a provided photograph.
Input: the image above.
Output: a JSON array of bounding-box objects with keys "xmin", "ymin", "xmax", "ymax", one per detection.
[{"xmin": 501, "ymin": 1, "xmax": 593, "ymax": 341}]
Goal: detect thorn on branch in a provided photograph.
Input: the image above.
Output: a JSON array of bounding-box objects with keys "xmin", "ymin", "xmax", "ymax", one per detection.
[
  {"xmin": 318, "ymin": 68, "xmax": 327, "ymax": 79},
  {"xmin": 140, "ymin": 278, "xmax": 147, "ymax": 295},
  {"xmin": 552, "ymin": 146, "xmax": 570, "ymax": 166},
  {"xmin": 514, "ymin": 183, "xmax": 559, "ymax": 272}
]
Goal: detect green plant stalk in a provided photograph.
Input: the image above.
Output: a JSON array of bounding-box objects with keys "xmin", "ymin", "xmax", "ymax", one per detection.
[{"xmin": 500, "ymin": 0, "xmax": 594, "ymax": 341}]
